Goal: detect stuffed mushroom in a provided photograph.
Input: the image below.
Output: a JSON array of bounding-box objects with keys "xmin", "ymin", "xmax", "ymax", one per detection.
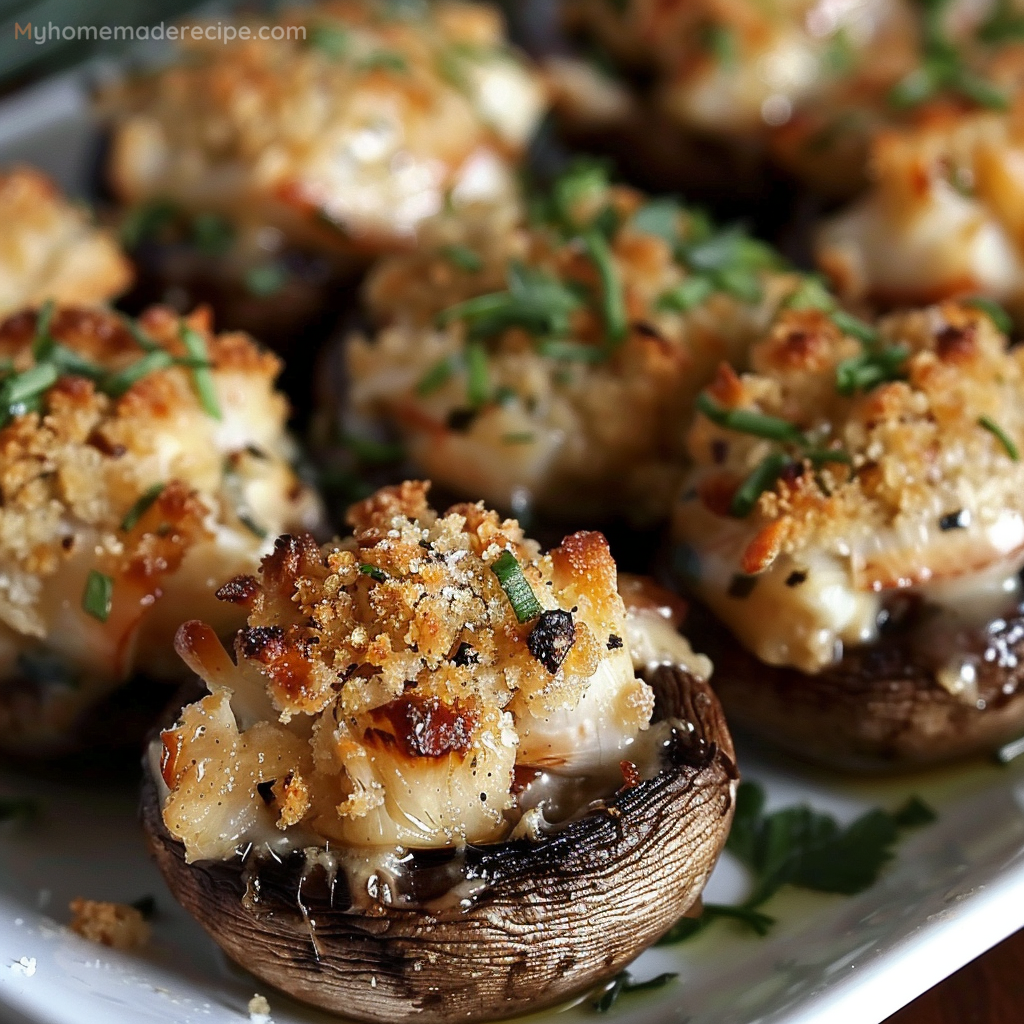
[
  {"xmin": 673, "ymin": 296, "xmax": 1024, "ymax": 769},
  {"xmin": 0, "ymin": 166, "xmax": 132, "ymax": 316},
  {"xmin": 0, "ymin": 302, "xmax": 323, "ymax": 753},
  {"xmin": 104, "ymin": 0, "xmax": 546, "ymax": 345},
  {"xmin": 324, "ymin": 164, "xmax": 803, "ymax": 526},
  {"xmin": 817, "ymin": 88, "xmax": 1024, "ymax": 320},
  {"xmin": 144, "ymin": 481, "xmax": 736, "ymax": 1023}
]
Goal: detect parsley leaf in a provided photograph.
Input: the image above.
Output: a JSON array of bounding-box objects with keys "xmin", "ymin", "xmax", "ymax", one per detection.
[{"xmin": 588, "ymin": 970, "xmax": 677, "ymax": 1013}]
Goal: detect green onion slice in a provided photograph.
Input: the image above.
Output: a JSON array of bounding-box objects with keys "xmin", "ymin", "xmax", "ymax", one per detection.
[
  {"xmin": 979, "ymin": 415, "xmax": 1020, "ymax": 460},
  {"xmin": 120, "ymin": 482, "xmax": 165, "ymax": 532},
  {"xmin": 101, "ymin": 350, "xmax": 174, "ymax": 399},
  {"xmin": 179, "ymin": 325, "xmax": 222, "ymax": 420},
  {"xmin": 490, "ymin": 550, "xmax": 543, "ymax": 623},
  {"xmin": 359, "ymin": 564, "xmax": 388, "ymax": 582},
  {"xmin": 82, "ymin": 570, "xmax": 114, "ymax": 622},
  {"xmin": 697, "ymin": 393, "xmax": 805, "ymax": 444},
  {"xmin": 730, "ymin": 452, "xmax": 790, "ymax": 518},
  {"xmin": 32, "ymin": 300, "xmax": 56, "ymax": 361},
  {"xmin": 583, "ymin": 228, "xmax": 628, "ymax": 347}
]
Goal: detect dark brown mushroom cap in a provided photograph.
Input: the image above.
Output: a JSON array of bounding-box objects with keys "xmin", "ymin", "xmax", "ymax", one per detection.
[
  {"xmin": 685, "ymin": 602, "xmax": 1024, "ymax": 772},
  {"xmin": 142, "ymin": 668, "xmax": 737, "ymax": 1024}
]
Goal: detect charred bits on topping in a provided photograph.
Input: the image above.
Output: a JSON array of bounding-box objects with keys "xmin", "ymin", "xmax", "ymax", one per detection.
[
  {"xmin": 607, "ymin": 634, "xmax": 623, "ymax": 650},
  {"xmin": 452, "ymin": 641, "xmax": 479, "ymax": 666},
  {"xmin": 368, "ymin": 696, "xmax": 477, "ymax": 759},
  {"xmin": 727, "ymin": 574, "xmax": 758, "ymax": 599},
  {"xmin": 939, "ymin": 509, "xmax": 971, "ymax": 531},
  {"xmin": 785, "ymin": 570, "xmax": 808, "ymax": 587},
  {"xmin": 527, "ymin": 609, "xmax": 576, "ymax": 674}
]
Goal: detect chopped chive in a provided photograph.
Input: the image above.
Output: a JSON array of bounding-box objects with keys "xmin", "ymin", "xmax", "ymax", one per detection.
[
  {"xmin": 179, "ymin": 325, "xmax": 222, "ymax": 420},
  {"xmin": 244, "ymin": 265, "xmax": 287, "ymax": 297},
  {"xmin": 714, "ymin": 266, "xmax": 762, "ymax": 303},
  {"xmin": 702, "ymin": 23, "xmax": 737, "ymax": 67},
  {"xmin": 0, "ymin": 363, "xmax": 59, "ymax": 422},
  {"xmin": 237, "ymin": 513, "xmax": 268, "ymax": 540},
  {"xmin": 359, "ymin": 563, "xmax": 388, "ymax": 583},
  {"xmin": 535, "ymin": 338, "xmax": 605, "ymax": 363},
  {"xmin": 804, "ymin": 448, "xmax": 853, "ymax": 467},
  {"xmin": 340, "ymin": 432, "xmax": 405, "ymax": 465},
  {"xmin": 657, "ymin": 277, "xmax": 715, "ymax": 312},
  {"xmin": 120, "ymin": 315, "xmax": 159, "ymax": 352},
  {"xmin": 964, "ymin": 296, "xmax": 1012, "ymax": 335},
  {"xmin": 32, "ymin": 300, "xmax": 56, "ymax": 361},
  {"xmin": 101, "ymin": 350, "xmax": 174, "ymax": 398},
  {"xmin": 82, "ymin": 570, "xmax": 114, "ymax": 622},
  {"xmin": 979, "ymin": 415, "xmax": 1020, "ymax": 460},
  {"xmin": 630, "ymin": 199, "xmax": 683, "ymax": 245},
  {"xmin": 490, "ymin": 550, "xmax": 543, "ymax": 623},
  {"xmin": 730, "ymin": 452, "xmax": 790, "ymax": 518},
  {"xmin": 830, "ymin": 310, "xmax": 879, "ymax": 345},
  {"xmin": 835, "ymin": 345, "xmax": 909, "ymax": 395},
  {"xmin": 583, "ymin": 228, "xmax": 627, "ymax": 347},
  {"xmin": 191, "ymin": 213, "xmax": 235, "ymax": 257},
  {"xmin": 359, "ymin": 51, "xmax": 408, "ymax": 73},
  {"xmin": 782, "ymin": 276, "xmax": 835, "ymax": 312},
  {"xmin": 465, "ymin": 343, "xmax": 490, "ymax": 407},
  {"xmin": 308, "ymin": 21, "xmax": 349, "ymax": 58},
  {"xmin": 440, "ymin": 244, "xmax": 483, "ymax": 273},
  {"xmin": 696, "ymin": 393, "xmax": 805, "ymax": 444},
  {"xmin": 120, "ymin": 198, "xmax": 179, "ymax": 249},
  {"xmin": 416, "ymin": 354, "xmax": 462, "ymax": 395},
  {"xmin": 437, "ymin": 292, "xmax": 512, "ymax": 327},
  {"xmin": 120, "ymin": 482, "xmax": 165, "ymax": 532}
]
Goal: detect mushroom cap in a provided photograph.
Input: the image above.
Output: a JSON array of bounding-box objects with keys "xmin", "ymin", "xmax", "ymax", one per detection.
[
  {"xmin": 685, "ymin": 602, "xmax": 1024, "ymax": 772},
  {"xmin": 142, "ymin": 667, "xmax": 736, "ymax": 1024}
]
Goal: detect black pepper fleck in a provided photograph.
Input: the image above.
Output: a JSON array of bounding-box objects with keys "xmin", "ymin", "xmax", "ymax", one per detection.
[
  {"xmin": 939, "ymin": 509, "xmax": 971, "ymax": 531},
  {"xmin": 607, "ymin": 634, "xmax": 623, "ymax": 650},
  {"xmin": 785, "ymin": 570, "xmax": 808, "ymax": 587}
]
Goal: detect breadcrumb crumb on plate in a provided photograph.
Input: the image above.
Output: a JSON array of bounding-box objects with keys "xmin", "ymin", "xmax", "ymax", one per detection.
[{"xmin": 68, "ymin": 899, "xmax": 150, "ymax": 952}]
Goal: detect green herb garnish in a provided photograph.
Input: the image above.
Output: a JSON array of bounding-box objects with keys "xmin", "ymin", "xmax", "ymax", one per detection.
[
  {"xmin": 696, "ymin": 394, "xmax": 805, "ymax": 444},
  {"xmin": 465, "ymin": 342, "xmax": 490, "ymax": 407},
  {"xmin": 179, "ymin": 325, "xmax": 222, "ymax": 420},
  {"xmin": 120, "ymin": 482, "xmax": 165, "ymax": 532},
  {"xmin": 101, "ymin": 350, "xmax": 174, "ymax": 398},
  {"xmin": 658, "ymin": 902, "xmax": 775, "ymax": 944},
  {"xmin": 359, "ymin": 51, "xmax": 409, "ymax": 73},
  {"xmin": 416, "ymin": 354, "xmax": 462, "ymax": 396},
  {"xmin": 702, "ymin": 23, "xmax": 737, "ymax": 68},
  {"xmin": 977, "ymin": 0, "xmax": 1024, "ymax": 43},
  {"xmin": 32, "ymin": 300, "xmax": 55, "ymax": 361},
  {"xmin": 964, "ymin": 295, "xmax": 1013, "ymax": 334},
  {"xmin": 657, "ymin": 277, "xmax": 715, "ymax": 313},
  {"xmin": 583, "ymin": 228, "xmax": 627, "ymax": 347},
  {"xmin": 309, "ymin": 21, "xmax": 349, "ymax": 58},
  {"xmin": 359, "ymin": 564, "xmax": 388, "ymax": 582},
  {"xmin": 191, "ymin": 213, "xmax": 235, "ymax": 257},
  {"xmin": 0, "ymin": 363, "xmax": 59, "ymax": 424},
  {"xmin": 244, "ymin": 264, "xmax": 287, "ymax": 297},
  {"xmin": 82, "ymin": 570, "xmax": 114, "ymax": 622},
  {"xmin": 730, "ymin": 452, "xmax": 790, "ymax": 518},
  {"xmin": 979, "ymin": 415, "xmax": 1020, "ymax": 460},
  {"xmin": 120, "ymin": 198, "xmax": 179, "ymax": 249},
  {"xmin": 890, "ymin": 1, "xmax": 1007, "ymax": 111},
  {"xmin": 490, "ymin": 550, "xmax": 543, "ymax": 623},
  {"xmin": 339, "ymin": 432, "xmax": 405, "ymax": 465},
  {"xmin": 631, "ymin": 199, "xmax": 683, "ymax": 245},
  {"xmin": 835, "ymin": 344, "xmax": 909, "ymax": 395},
  {"xmin": 440, "ymin": 244, "xmax": 483, "ymax": 273},
  {"xmin": 588, "ymin": 971, "xmax": 677, "ymax": 1013}
]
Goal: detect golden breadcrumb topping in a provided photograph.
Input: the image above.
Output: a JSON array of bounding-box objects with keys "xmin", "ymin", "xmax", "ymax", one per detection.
[
  {"xmin": 675, "ymin": 300, "xmax": 1024, "ymax": 670},
  {"xmin": 105, "ymin": 0, "xmax": 545, "ymax": 260},
  {"xmin": 160, "ymin": 482, "xmax": 655, "ymax": 859},
  {"xmin": 0, "ymin": 167, "xmax": 132, "ymax": 316},
  {"xmin": 68, "ymin": 899, "xmax": 151, "ymax": 951},
  {"xmin": 818, "ymin": 95, "xmax": 1024, "ymax": 315},
  {"xmin": 341, "ymin": 171, "xmax": 800, "ymax": 523},
  {"xmin": 0, "ymin": 303, "xmax": 323, "ymax": 751}
]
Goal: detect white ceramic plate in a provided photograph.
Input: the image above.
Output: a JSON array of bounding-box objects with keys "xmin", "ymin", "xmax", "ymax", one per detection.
[
  {"xmin": 2, "ymin": 740, "xmax": 1024, "ymax": 1024},
  {"xmin": 4, "ymin": 62, "xmax": 1024, "ymax": 1024}
]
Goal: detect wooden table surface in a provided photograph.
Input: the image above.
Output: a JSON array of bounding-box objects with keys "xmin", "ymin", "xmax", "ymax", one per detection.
[{"xmin": 884, "ymin": 928, "xmax": 1024, "ymax": 1023}]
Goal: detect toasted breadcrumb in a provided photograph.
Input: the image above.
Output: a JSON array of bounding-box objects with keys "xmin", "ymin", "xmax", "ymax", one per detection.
[
  {"xmin": 248, "ymin": 994, "xmax": 272, "ymax": 1023},
  {"xmin": 0, "ymin": 167, "xmax": 132, "ymax": 316},
  {"xmin": 68, "ymin": 899, "xmax": 150, "ymax": 951},
  {"xmin": 160, "ymin": 482, "xmax": 654, "ymax": 860},
  {"xmin": 105, "ymin": 1, "xmax": 544, "ymax": 262},
  {"xmin": 342, "ymin": 177, "xmax": 801, "ymax": 523},
  {"xmin": 0, "ymin": 303, "xmax": 324, "ymax": 752}
]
